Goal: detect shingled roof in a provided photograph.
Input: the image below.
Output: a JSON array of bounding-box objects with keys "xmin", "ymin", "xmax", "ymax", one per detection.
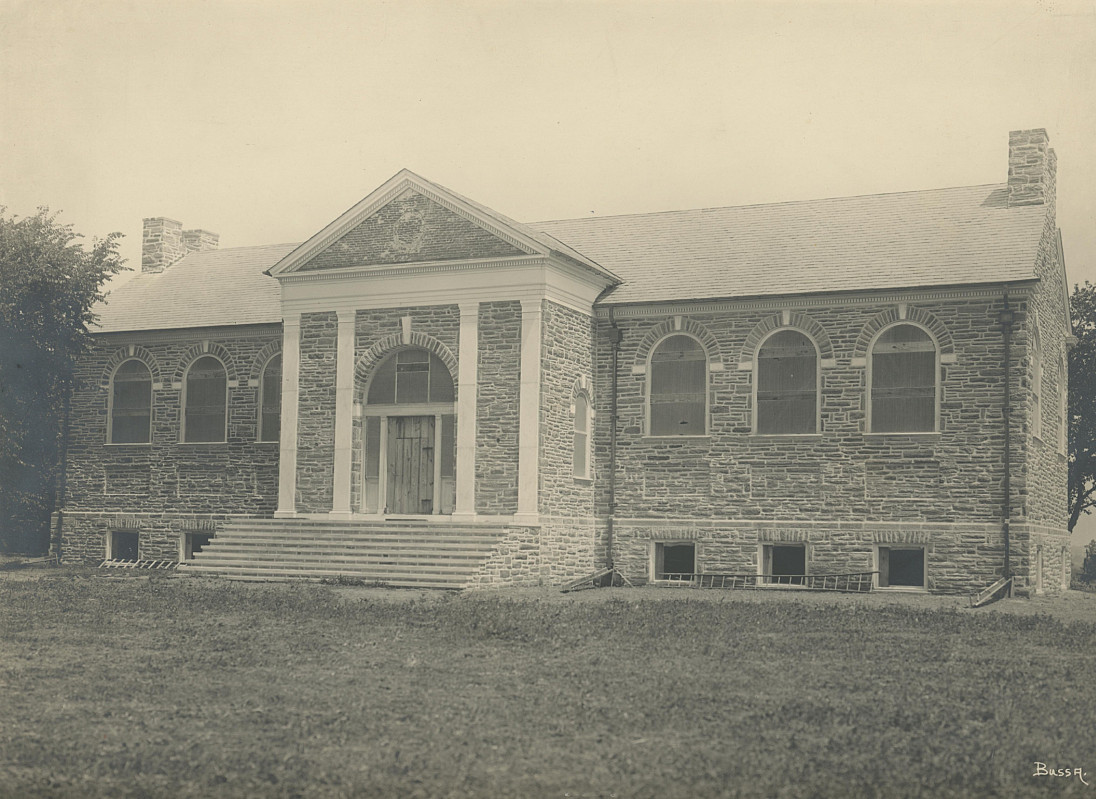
[
  {"xmin": 93, "ymin": 243, "xmax": 295, "ymax": 333},
  {"xmin": 92, "ymin": 182, "xmax": 1047, "ymax": 333},
  {"xmin": 535, "ymin": 184, "xmax": 1047, "ymax": 305}
]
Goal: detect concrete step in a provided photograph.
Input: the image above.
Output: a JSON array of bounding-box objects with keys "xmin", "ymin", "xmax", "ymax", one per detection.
[
  {"xmin": 209, "ymin": 530, "xmax": 501, "ymax": 541},
  {"xmin": 181, "ymin": 555, "xmax": 483, "ymax": 572},
  {"xmin": 179, "ymin": 516, "xmax": 509, "ymax": 587},
  {"xmin": 200, "ymin": 548, "xmax": 493, "ymax": 561},
  {"xmin": 177, "ymin": 569, "xmax": 464, "ymax": 589},
  {"xmin": 203, "ymin": 537, "xmax": 498, "ymax": 551},
  {"xmin": 222, "ymin": 522, "xmax": 507, "ymax": 534}
]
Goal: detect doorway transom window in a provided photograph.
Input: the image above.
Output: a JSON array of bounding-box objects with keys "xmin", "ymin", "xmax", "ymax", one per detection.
[{"xmin": 362, "ymin": 348, "xmax": 456, "ymax": 515}]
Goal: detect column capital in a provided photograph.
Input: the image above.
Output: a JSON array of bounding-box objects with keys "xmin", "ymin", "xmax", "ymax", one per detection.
[
  {"xmin": 336, "ymin": 309, "xmax": 357, "ymax": 324},
  {"xmin": 520, "ymin": 298, "xmax": 543, "ymax": 315},
  {"xmin": 459, "ymin": 301, "xmax": 480, "ymax": 318}
]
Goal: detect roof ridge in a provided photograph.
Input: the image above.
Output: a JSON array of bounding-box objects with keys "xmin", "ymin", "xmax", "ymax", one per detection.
[{"xmin": 532, "ymin": 182, "xmax": 1008, "ymax": 226}]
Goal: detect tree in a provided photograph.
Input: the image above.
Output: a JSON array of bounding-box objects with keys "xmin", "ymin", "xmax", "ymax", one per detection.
[
  {"xmin": 0, "ymin": 208, "xmax": 124, "ymax": 553},
  {"xmin": 1068, "ymin": 281, "xmax": 1096, "ymax": 532}
]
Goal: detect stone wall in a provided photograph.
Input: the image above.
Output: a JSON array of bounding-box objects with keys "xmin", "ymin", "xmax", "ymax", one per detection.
[
  {"xmin": 608, "ymin": 519, "xmax": 1005, "ymax": 594},
  {"xmin": 538, "ymin": 301, "xmax": 597, "ymax": 519},
  {"xmin": 296, "ymin": 312, "xmax": 337, "ymax": 513},
  {"xmin": 1020, "ymin": 202, "xmax": 1071, "ymax": 593},
  {"xmin": 591, "ymin": 292, "xmax": 1052, "ymax": 592},
  {"xmin": 61, "ymin": 327, "xmax": 281, "ymax": 562},
  {"xmin": 476, "ymin": 301, "xmax": 521, "ymax": 515}
]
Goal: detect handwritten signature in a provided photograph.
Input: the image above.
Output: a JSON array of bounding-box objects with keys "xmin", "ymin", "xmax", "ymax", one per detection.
[{"xmin": 1034, "ymin": 762, "xmax": 1090, "ymax": 785}]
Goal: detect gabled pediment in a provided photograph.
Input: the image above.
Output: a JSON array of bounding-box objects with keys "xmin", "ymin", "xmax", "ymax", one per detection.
[{"xmin": 269, "ymin": 170, "xmax": 585, "ymax": 277}]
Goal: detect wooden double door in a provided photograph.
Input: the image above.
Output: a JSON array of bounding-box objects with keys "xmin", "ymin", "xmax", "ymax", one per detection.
[{"xmin": 386, "ymin": 415, "xmax": 436, "ymax": 515}]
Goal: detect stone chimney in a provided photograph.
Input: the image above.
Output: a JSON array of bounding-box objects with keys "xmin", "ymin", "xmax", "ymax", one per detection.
[
  {"xmin": 1007, "ymin": 128, "xmax": 1056, "ymax": 208},
  {"xmin": 142, "ymin": 218, "xmax": 219, "ymax": 273},
  {"xmin": 182, "ymin": 229, "xmax": 220, "ymax": 254}
]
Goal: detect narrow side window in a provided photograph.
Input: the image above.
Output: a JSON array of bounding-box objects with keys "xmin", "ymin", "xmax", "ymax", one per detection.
[
  {"xmin": 573, "ymin": 391, "xmax": 591, "ymax": 479},
  {"xmin": 259, "ymin": 354, "xmax": 282, "ymax": 442}
]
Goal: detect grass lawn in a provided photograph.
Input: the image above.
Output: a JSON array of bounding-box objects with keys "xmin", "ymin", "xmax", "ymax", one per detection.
[{"xmin": 2, "ymin": 572, "xmax": 1096, "ymax": 798}]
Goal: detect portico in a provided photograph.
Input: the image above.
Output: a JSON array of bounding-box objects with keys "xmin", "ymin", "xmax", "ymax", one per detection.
[{"xmin": 267, "ymin": 169, "xmax": 615, "ymax": 523}]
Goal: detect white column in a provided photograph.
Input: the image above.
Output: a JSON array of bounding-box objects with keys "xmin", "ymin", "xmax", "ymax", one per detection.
[
  {"xmin": 513, "ymin": 298, "xmax": 542, "ymax": 525},
  {"xmin": 330, "ymin": 310, "xmax": 356, "ymax": 519},
  {"xmin": 453, "ymin": 302, "xmax": 479, "ymax": 519},
  {"xmin": 275, "ymin": 314, "xmax": 301, "ymax": 517},
  {"xmin": 378, "ymin": 415, "xmax": 388, "ymax": 513}
]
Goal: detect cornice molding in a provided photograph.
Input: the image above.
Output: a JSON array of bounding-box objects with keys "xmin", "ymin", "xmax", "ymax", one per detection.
[
  {"xmin": 92, "ymin": 324, "xmax": 282, "ymax": 344},
  {"xmin": 595, "ymin": 283, "xmax": 1037, "ymax": 319},
  {"xmin": 278, "ymin": 255, "xmax": 548, "ymax": 284}
]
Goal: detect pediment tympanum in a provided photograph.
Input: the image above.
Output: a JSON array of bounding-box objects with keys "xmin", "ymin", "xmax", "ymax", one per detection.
[{"xmin": 297, "ymin": 189, "xmax": 527, "ymax": 272}]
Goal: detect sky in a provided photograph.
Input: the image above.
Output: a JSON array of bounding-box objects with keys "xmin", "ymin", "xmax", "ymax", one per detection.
[{"xmin": 2, "ymin": 0, "xmax": 1095, "ymax": 540}]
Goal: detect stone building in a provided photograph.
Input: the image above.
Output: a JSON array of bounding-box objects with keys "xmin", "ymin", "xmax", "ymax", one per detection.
[{"xmin": 57, "ymin": 128, "xmax": 1072, "ymax": 593}]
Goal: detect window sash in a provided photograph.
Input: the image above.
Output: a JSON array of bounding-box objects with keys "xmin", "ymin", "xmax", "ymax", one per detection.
[
  {"xmin": 110, "ymin": 363, "xmax": 152, "ymax": 444},
  {"xmin": 871, "ymin": 347, "xmax": 935, "ymax": 432},
  {"xmin": 184, "ymin": 361, "xmax": 227, "ymax": 442}
]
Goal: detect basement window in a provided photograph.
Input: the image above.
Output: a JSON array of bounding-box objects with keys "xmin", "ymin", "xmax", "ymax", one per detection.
[
  {"xmin": 654, "ymin": 542, "xmax": 695, "ymax": 582},
  {"xmin": 877, "ymin": 546, "xmax": 926, "ymax": 589},
  {"xmin": 183, "ymin": 533, "xmax": 213, "ymax": 560},
  {"xmin": 761, "ymin": 543, "xmax": 806, "ymax": 585},
  {"xmin": 108, "ymin": 531, "xmax": 139, "ymax": 562}
]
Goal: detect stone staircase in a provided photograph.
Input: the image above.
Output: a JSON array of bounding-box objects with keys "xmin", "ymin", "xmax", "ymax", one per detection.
[{"xmin": 176, "ymin": 518, "xmax": 509, "ymax": 588}]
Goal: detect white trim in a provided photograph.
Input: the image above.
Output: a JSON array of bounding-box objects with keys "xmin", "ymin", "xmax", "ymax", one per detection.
[
  {"xmin": 330, "ymin": 310, "xmax": 356, "ymax": 518},
  {"xmin": 752, "ymin": 327, "xmax": 821, "ymax": 435},
  {"xmin": 279, "ymin": 258, "xmax": 608, "ymax": 320},
  {"xmin": 644, "ymin": 331, "xmax": 709, "ymax": 437},
  {"xmin": 180, "ymin": 353, "xmax": 228, "ymax": 444},
  {"xmin": 377, "ymin": 415, "xmax": 389, "ymax": 513},
  {"xmin": 93, "ymin": 324, "xmax": 283, "ymax": 344},
  {"xmin": 866, "ymin": 321, "xmax": 940, "ymax": 434},
  {"xmin": 514, "ymin": 299, "xmax": 542, "ymax": 524},
  {"xmin": 362, "ymin": 402, "xmax": 456, "ymax": 417},
  {"xmin": 454, "ymin": 303, "xmax": 479, "ymax": 518},
  {"xmin": 275, "ymin": 315, "xmax": 301, "ymax": 517},
  {"xmin": 432, "ymin": 414, "xmax": 443, "ymax": 514},
  {"xmin": 596, "ymin": 283, "xmax": 1038, "ymax": 319}
]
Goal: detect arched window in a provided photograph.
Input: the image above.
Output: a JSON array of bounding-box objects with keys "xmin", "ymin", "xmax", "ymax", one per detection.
[
  {"xmin": 573, "ymin": 390, "xmax": 592, "ymax": 479},
  {"xmin": 109, "ymin": 359, "xmax": 152, "ymax": 444},
  {"xmin": 367, "ymin": 348, "xmax": 454, "ymax": 404},
  {"xmin": 756, "ymin": 330, "xmax": 818, "ymax": 434},
  {"xmin": 258, "ymin": 354, "xmax": 282, "ymax": 443},
  {"xmin": 870, "ymin": 324, "xmax": 936, "ymax": 433},
  {"xmin": 183, "ymin": 356, "xmax": 227, "ymax": 442},
  {"xmin": 1032, "ymin": 324, "xmax": 1043, "ymax": 439},
  {"xmin": 1059, "ymin": 354, "xmax": 1068, "ymax": 456},
  {"xmin": 362, "ymin": 348, "xmax": 456, "ymax": 515},
  {"xmin": 649, "ymin": 334, "xmax": 706, "ymax": 436}
]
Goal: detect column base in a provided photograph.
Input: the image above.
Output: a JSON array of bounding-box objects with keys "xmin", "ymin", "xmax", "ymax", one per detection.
[
  {"xmin": 273, "ymin": 509, "xmax": 298, "ymax": 519},
  {"xmin": 450, "ymin": 511, "xmax": 478, "ymax": 522},
  {"xmin": 327, "ymin": 511, "xmax": 353, "ymax": 521}
]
